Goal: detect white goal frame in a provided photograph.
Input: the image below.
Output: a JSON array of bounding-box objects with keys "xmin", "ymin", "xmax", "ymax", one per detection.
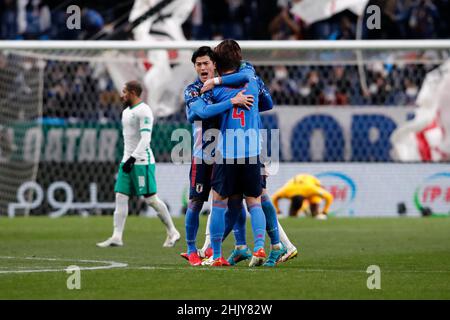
[{"xmin": 0, "ymin": 40, "xmax": 449, "ymax": 51}]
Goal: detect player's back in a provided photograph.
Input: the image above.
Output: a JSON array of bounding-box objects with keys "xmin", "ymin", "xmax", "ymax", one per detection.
[
  {"xmin": 292, "ymin": 174, "xmax": 320, "ymax": 186},
  {"xmin": 281, "ymin": 174, "xmax": 323, "ymax": 198},
  {"xmin": 213, "ymin": 76, "xmax": 261, "ymax": 159}
]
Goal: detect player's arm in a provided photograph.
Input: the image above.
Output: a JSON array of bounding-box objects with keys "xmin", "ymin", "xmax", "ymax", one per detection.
[
  {"xmin": 201, "ymin": 61, "xmax": 257, "ymax": 93},
  {"xmin": 184, "ymin": 85, "xmax": 202, "ymax": 123},
  {"xmin": 188, "ymin": 90, "xmax": 254, "ymax": 120},
  {"xmin": 257, "ymin": 76, "xmax": 273, "ymax": 112},
  {"xmin": 123, "ymin": 107, "xmax": 153, "ymax": 173},
  {"xmin": 310, "ymin": 185, "xmax": 334, "ymax": 215},
  {"xmin": 186, "ymin": 105, "xmax": 199, "ymax": 123},
  {"xmin": 320, "ymin": 189, "xmax": 333, "ymax": 215},
  {"xmin": 271, "ymin": 185, "xmax": 290, "ymax": 214}
]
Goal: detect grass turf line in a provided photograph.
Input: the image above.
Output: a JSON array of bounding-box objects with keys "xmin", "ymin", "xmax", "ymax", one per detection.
[{"xmin": 0, "ymin": 216, "xmax": 449, "ymax": 299}]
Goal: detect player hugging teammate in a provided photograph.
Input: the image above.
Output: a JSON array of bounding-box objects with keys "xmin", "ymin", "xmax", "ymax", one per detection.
[{"xmin": 182, "ymin": 40, "xmax": 298, "ymax": 267}]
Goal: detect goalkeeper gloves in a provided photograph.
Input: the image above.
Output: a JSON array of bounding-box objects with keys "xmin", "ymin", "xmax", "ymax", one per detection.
[{"xmin": 122, "ymin": 156, "xmax": 136, "ymax": 173}]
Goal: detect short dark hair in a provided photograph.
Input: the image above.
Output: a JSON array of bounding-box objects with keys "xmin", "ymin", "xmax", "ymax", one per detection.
[
  {"xmin": 125, "ymin": 80, "xmax": 143, "ymax": 97},
  {"xmin": 214, "ymin": 39, "xmax": 242, "ymax": 75},
  {"xmin": 191, "ymin": 46, "xmax": 215, "ymax": 64}
]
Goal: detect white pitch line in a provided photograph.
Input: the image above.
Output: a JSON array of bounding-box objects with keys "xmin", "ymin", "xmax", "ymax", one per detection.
[
  {"xmin": 0, "ymin": 256, "xmax": 128, "ymax": 274},
  {"xmin": 1, "ymin": 257, "xmax": 448, "ymax": 274},
  {"xmin": 132, "ymin": 266, "xmax": 272, "ymax": 272}
]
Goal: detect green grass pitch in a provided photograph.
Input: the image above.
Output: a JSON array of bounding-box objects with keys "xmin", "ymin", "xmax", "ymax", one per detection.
[{"xmin": 0, "ymin": 216, "xmax": 449, "ymax": 299}]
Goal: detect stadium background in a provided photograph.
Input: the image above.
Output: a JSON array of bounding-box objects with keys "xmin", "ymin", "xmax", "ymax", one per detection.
[{"xmin": 0, "ymin": 0, "xmax": 449, "ymax": 219}]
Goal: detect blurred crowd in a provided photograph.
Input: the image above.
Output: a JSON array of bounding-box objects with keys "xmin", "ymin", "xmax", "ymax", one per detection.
[
  {"xmin": 260, "ymin": 58, "xmax": 434, "ymax": 106},
  {"xmin": 31, "ymin": 57, "xmax": 439, "ymax": 124},
  {"xmin": 0, "ymin": 0, "xmax": 449, "ymax": 122},
  {"xmin": 189, "ymin": 0, "xmax": 450, "ymax": 41},
  {"xmin": 1, "ymin": 0, "xmax": 449, "ymax": 40},
  {"xmin": 42, "ymin": 61, "xmax": 122, "ymax": 123}
]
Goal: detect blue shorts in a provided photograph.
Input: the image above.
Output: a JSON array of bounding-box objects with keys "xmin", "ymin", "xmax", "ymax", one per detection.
[
  {"xmin": 189, "ymin": 158, "xmax": 213, "ymax": 201},
  {"xmin": 211, "ymin": 157, "xmax": 263, "ymax": 198}
]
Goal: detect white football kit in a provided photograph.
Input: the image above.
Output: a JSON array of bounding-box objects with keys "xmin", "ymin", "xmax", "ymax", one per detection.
[{"xmin": 121, "ymin": 101, "xmax": 155, "ymax": 165}]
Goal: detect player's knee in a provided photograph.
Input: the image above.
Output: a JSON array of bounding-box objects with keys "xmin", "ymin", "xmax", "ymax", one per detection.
[
  {"xmin": 310, "ymin": 203, "xmax": 319, "ymax": 216},
  {"xmin": 245, "ymin": 196, "xmax": 260, "ymax": 208},
  {"xmin": 144, "ymin": 194, "xmax": 160, "ymax": 207},
  {"xmin": 116, "ymin": 193, "xmax": 129, "ymax": 204},
  {"xmin": 261, "ymin": 193, "xmax": 271, "ymax": 203},
  {"xmin": 143, "ymin": 192, "xmax": 156, "ymax": 198},
  {"xmin": 212, "ymin": 190, "xmax": 227, "ymax": 201},
  {"xmin": 189, "ymin": 198, "xmax": 204, "ymax": 212},
  {"xmin": 115, "ymin": 193, "xmax": 129, "ymax": 215},
  {"xmin": 227, "ymin": 198, "xmax": 243, "ymax": 211}
]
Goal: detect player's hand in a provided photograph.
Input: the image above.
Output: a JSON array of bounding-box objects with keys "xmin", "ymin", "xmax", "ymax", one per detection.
[
  {"xmin": 200, "ymin": 78, "xmax": 217, "ymax": 94},
  {"xmin": 231, "ymin": 90, "xmax": 254, "ymax": 109},
  {"xmin": 122, "ymin": 156, "xmax": 136, "ymax": 173}
]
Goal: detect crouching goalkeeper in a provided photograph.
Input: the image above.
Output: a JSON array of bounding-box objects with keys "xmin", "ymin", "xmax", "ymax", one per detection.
[{"xmin": 271, "ymin": 174, "xmax": 333, "ymax": 220}]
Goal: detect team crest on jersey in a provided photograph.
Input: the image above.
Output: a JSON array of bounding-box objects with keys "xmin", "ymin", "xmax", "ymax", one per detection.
[
  {"xmin": 195, "ymin": 183, "xmax": 203, "ymax": 193},
  {"xmin": 143, "ymin": 117, "xmax": 150, "ymax": 124},
  {"xmin": 190, "ymin": 90, "xmax": 199, "ymax": 98}
]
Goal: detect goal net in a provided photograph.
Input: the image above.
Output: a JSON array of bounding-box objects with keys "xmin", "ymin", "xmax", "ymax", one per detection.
[{"xmin": 1, "ymin": 40, "xmax": 449, "ymax": 218}]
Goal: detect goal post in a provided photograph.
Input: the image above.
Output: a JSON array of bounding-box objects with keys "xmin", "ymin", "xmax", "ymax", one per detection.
[
  {"xmin": 1, "ymin": 40, "xmax": 449, "ymax": 217},
  {"xmin": 1, "ymin": 39, "xmax": 450, "ymax": 50}
]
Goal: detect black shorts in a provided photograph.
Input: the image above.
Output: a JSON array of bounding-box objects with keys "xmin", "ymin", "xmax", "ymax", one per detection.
[
  {"xmin": 289, "ymin": 195, "xmax": 304, "ymax": 216},
  {"xmin": 211, "ymin": 157, "xmax": 263, "ymax": 198},
  {"xmin": 189, "ymin": 158, "xmax": 213, "ymax": 201},
  {"xmin": 260, "ymin": 163, "xmax": 267, "ymax": 189}
]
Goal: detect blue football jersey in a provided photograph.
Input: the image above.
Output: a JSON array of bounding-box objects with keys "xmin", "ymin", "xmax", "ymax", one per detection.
[
  {"xmin": 184, "ymin": 79, "xmax": 219, "ymax": 161},
  {"xmin": 212, "ymin": 74, "xmax": 262, "ymax": 159}
]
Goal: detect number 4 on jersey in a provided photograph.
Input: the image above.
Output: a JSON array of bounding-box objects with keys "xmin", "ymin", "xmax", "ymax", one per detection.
[{"xmin": 232, "ymin": 107, "xmax": 245, "ymax": 127}]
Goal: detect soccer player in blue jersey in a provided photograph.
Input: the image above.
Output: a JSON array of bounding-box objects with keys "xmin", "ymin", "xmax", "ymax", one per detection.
[
  {"xmin": 184, "ymin": 43, "xmax": 297, "ymax": 267},
  {"xmin": 184, "ymin": 56, "xmax": 270, "ymax": 264},
  {"xmin": 203, "ymin": 39, "xmax": 270, "ymax": 267},
  {"xmin": 201, "ymin": 40, "xmax": 294, "ymax": 267},
  {"xmin": 182, "ymin": 46, "xmax": 254, "ymax": 266}
]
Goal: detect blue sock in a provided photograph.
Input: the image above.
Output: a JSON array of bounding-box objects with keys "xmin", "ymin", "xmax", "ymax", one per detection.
[
  {"xmin": 261, "ymin": 194, "xmax": 280, "ymax": 246},
  {"xmin": 185, "ymin": 200, "xmax": 203, "ymax": 254},
  {"xmin": 210, "ymin": 200, "xmax": 227, "ymax": 259},
  {"xmin": 248, "ymin": 203, "xmax": 266, "ymax": 252},
  {"xmin": 223, "ymin": 198, "xmax": 244, "ymax": 244},
  {"xmin": 223, "ymin": 208, "xmax": 234, "ymax": 241},
  {"xmin": 233, "ymin": 207, "xmax": 247, "ymax": 246}
]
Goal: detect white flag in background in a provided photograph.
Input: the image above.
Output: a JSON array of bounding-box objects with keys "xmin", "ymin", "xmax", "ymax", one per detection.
[
  {"xmin": 290, "ymin": 0, "xmax": 369, "ymax": 24},
  {"xmin": 390, "ymin": 59, "xmax": 450, "ymax": 162}
]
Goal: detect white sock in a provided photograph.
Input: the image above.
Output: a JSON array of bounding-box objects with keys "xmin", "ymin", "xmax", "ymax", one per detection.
[
  {"xmin": 145, "ymin": 194, "xmax": 177, "ymax": 234},
  {"xmin": 277, "ymin": 220, "xmax": 295, "ymax": 251},
  {"xmin": 112, "ymin": 193, "xmax": 129, "ymax": 240},
  {"xmin": 201, "ymin": 212, "xmax": 212, "ymax": 252}
]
